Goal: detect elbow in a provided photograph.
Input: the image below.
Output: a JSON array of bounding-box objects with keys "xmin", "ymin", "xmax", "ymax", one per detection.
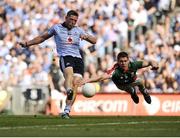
[
  {"xmin": 92, "ymin": 38, "xmax": 97, "ymax": 44},
  {"xmin": 99, "ymin": 75, "xmax": 106, "ymax": 82},
  {"xmin": 40, "ymin": 38, "xmax": 45, "ymax": 43},
  {"xmin": 38, "ymin": 35, "xmax": 46, "ymax": 43}
]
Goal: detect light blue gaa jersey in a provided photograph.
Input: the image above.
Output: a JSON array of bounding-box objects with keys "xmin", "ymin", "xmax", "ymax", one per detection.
[{"xmin": 48, "ymin": 24, "xmax": 86, "ymax": 58}]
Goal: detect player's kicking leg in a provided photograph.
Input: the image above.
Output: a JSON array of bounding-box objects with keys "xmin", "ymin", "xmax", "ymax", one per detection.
[
  {"xmin": 61, "ymin": 66, "xmax": 74, "ymax": 119},
  {"xmin": 61, "ymin": 75, "xmax": 82, "ymax": 119},
  {"xmin": 60, "ymin": 56, "xmax": 84, "ymax": 119}
]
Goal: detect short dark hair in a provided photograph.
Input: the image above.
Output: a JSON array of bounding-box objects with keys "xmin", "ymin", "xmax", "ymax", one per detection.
[
  {"xmin": 67, "ymin": 10, "xmax": 79, "ymax": 17},
  {"xmin": 117, "ymin": 52, "xmax": 129, "ymax": 60}
]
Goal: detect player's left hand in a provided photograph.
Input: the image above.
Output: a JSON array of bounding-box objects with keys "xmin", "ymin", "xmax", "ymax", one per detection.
[
  {"xmin": 151, "ymin": 62, "xmax": 159, "ymax": 70},
  {"xmin": 75, "ymin": 79, "xmax": 87, "ymax": 86},
  {"xmin": 80, "ymin": 34, "xmax": 89, "ymax": 40},
  {"xmin": 151, "ymin": 66, "xmax": 159, "ymax": 70}
]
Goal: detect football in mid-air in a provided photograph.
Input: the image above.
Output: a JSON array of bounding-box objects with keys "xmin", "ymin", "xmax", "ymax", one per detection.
[{"xmin": 82, "ymin": 83, "xmax": 96, "ymax": 98}]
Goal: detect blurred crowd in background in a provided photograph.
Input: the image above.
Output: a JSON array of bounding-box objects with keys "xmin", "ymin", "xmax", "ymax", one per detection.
[{"xmin": 0, "ymin": 0, "xmax": 180, "ymax": 94}]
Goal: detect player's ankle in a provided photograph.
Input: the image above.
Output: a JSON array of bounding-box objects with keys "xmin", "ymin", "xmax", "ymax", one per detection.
[{"xmin": 64, "ymin": 105, "xmax": 71, "ymax": 114}]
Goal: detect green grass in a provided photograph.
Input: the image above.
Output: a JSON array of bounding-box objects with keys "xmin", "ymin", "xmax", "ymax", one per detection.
[{"xmin": 0, "ymin": 115, "xmax": 180, "ymax": 137}]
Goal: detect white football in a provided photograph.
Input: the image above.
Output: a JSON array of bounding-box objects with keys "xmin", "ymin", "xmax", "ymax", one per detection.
[{"xmin": 82, "ymin": 83, "xmax": 96, "ymax": 98}]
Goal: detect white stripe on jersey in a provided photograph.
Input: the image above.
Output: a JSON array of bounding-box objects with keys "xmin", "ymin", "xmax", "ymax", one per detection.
[{"xmin": 60, "ymin": 57, "xmax": 65, "ymax": 72}]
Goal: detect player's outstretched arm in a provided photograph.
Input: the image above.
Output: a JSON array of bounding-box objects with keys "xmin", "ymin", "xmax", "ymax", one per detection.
[
  {"xmin": 77, "ymin": 73, "xmax": 111, "ymax": 86},
  {"xmin": 142, "ymin": 60, "xmax": 159, "ymax": 70},
  {"xmin": 19, "ymin": 32, "xmax": 52, "ymax": 48}
]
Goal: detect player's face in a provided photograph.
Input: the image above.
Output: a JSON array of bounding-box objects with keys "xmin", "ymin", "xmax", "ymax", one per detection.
[
  {"xmin": 118, "ymin": 57, "xmax": 129, "ymax": 69},
  {"xmin": 65, "ymin": 15, "xmax": 78, "ymax": 29}
]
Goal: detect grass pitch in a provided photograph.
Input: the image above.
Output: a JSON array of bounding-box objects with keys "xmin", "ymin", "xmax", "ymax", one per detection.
[{"xmin": 0, "ymin": 115, "xmax": 180, "ymax": 137}]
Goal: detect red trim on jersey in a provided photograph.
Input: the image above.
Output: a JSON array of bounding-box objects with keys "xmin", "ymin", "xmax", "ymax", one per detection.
[
  {"xmin": 133, "ymin": 76, "xmax": 137, "ymax": 80},
  {"xmin": 106, "ymin": 63, "xmax": 118, "ymax": 75}
]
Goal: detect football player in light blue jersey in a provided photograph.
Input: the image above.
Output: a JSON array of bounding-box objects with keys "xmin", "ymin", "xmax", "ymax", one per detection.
[{"xmin": 19, "ymin": 10, "xmax": 97, "ymax": 119}]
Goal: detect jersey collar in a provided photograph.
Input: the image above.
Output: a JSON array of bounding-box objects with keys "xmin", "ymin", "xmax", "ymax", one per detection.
[{"xmin": 62, "ymin": 22, "xmax": 75, "ymax": 30}]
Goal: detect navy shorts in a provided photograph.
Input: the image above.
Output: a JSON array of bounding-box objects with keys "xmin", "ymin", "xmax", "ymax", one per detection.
[{"xmin": 59, "ymin": 56, "xmax": 84, "ymax": 76}]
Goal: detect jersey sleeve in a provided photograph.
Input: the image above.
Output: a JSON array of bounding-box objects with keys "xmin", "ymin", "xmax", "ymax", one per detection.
[
  {"xmin": 133, "ymin": 61, "xmax": 143, "ymax": 69},
  {"xmin": 47, "ymin": 25, "xmax": 56, "ymax": 36},
  {"xmin": 78, "ymin": 27, "xmax": 87, "ymax": 36},
  {"xmin": 106, "ymin": 63, "xmax": 118, "ymax": 75}
]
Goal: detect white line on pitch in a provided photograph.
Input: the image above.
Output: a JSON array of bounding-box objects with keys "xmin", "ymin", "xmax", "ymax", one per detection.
[{"xmin": 0, "ymin": 120, "xmax": 180, "ymax": 130}]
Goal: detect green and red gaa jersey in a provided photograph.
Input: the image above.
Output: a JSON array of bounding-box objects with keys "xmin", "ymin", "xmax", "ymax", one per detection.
[{"xmin": 108, "ymin": 61, "xmax": 143, "ymax": 85}]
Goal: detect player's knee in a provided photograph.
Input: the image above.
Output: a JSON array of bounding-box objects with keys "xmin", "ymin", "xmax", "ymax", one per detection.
[
  {"xmin": 73, "ymin": 77, "xmax": 82, "ymax": 86},
  {"xmin": 137, "ymin": 79, "xmax": 144, "ymax": 85}
]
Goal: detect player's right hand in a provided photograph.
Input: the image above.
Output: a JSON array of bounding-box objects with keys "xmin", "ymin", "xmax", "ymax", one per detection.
[
  {"xmin": 149, "ymin": 61, "xmax": 159, "ymax": 70},
  {"xmin": 151, "ymin": 63, "xmax": 159, "ymax": 70},
  {"xmin": 18, "ymin": 42, "xmax": 28, "ymax": 48},
  {"xmin": 151, "ymin": 66, "xmax": 159, "ymax": 70},
  {"xmin": 75, "ymin": 79, "xmax": 86, "ymax": 86}
]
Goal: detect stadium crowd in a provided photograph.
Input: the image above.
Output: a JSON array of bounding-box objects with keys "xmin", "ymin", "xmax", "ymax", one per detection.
[{"xmin": 0, "ymin": 0, "xmax": 179, "ymax": 94}]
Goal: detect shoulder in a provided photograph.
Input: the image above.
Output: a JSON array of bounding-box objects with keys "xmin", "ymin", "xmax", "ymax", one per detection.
[
  {"xmin": 76, "ymin": 26, "xmax": 83, "ymax": 30},
  {"xmin": 113, "ymin": 66, "xmax": 122, "ymax": 75},
  {"xmin": 111, "ymin": 68, "xmax": 121, "ymax": 79},
  {"xmin": 129, "ymin": 58, "xmax": 141, "ymax": 64},
  {"xmin": 73, "ymin": 26, "xmax": 84, "ymax": 31},
  {"xmin": 132, "ymin": 60, "xmax": 143, "ymax": 65},
  {"xmin": 106, "ymin": 63, "xmax": 118, "ymax": 75},
  {"xmin": 50, "ymin": 23, "xmax": 63, "ymax": 29},
  {"xmin": 70, "ymin": 26, "xmax": 85, "ymax": 35},
  {"xmin": 129, "ymin": 60, "xmax": 143, "ymax": 69},
  {"xmin": 74, "ymin": 26, "xmax": 82, "ymax": 29}
]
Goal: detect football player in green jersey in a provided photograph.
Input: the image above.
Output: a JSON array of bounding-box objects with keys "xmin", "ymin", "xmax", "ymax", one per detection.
[{"xmin": 78, "ymin": 52, "xmax": 159, "ymax": 104}]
